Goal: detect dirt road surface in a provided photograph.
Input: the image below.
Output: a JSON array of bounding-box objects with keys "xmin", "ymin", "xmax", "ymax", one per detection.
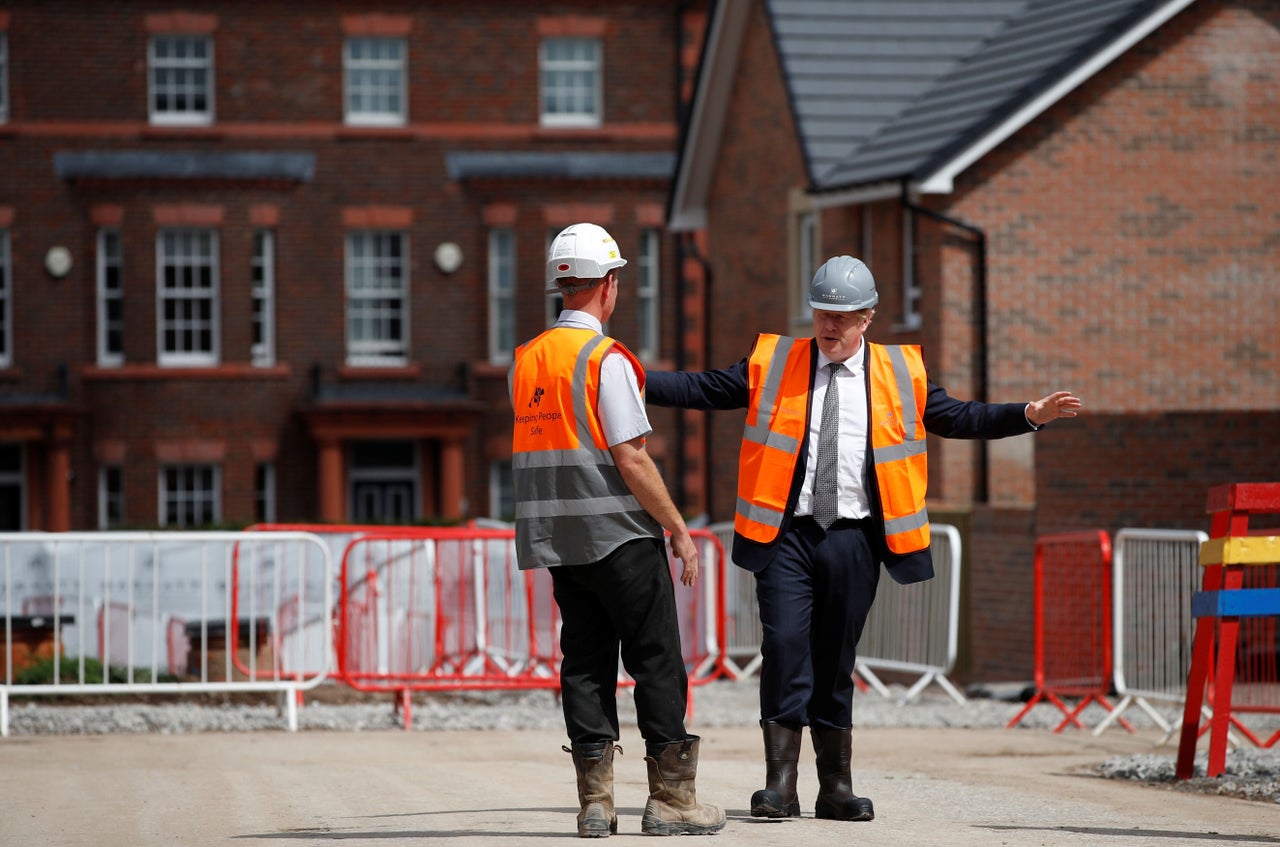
[{"xmin": 2, "ymin": 725, "xmax": 1275, "ymax": 847}]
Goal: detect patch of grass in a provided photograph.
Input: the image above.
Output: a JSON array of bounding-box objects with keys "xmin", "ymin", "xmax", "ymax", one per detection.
[{"xmin": 14, "ymin": 655, "xmax": 180, "ymax": 685}]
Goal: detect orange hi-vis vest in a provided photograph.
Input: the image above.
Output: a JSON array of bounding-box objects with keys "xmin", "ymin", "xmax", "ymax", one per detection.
[
  {"xmin": 510, "ymin": 326, "xmax": 660, "ymax": 569},
  {"xmin": 735, "ymin": 335, "xmax": 931, "ymax": 555}
]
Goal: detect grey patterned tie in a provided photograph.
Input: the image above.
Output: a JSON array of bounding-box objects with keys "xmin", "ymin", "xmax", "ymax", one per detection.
[{"xmin": 813, "ymin": 362, "xmax": 844, "ymax": 530}]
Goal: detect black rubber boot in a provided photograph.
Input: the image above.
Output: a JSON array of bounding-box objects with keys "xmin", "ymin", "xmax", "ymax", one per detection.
[
  {"xmin": 749, "ymin": 720, "xmax": 802, "ymax": 817},
  {"xmin": 811, "ymin": 726, "xmax": 875, "ymax": 822}
]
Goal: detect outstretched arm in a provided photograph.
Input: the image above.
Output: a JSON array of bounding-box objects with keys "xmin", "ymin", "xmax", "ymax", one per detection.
[
  {"xmin": 611, "ymin": 436, "xmax": 700, "ymax": 586},
  {"xmin": 924, "ymin": 384, "xmax": 1083, "ymax": 438},
  {"xmin": 645, "ymin": 360, "xmax": 751, "ymax": 410}
]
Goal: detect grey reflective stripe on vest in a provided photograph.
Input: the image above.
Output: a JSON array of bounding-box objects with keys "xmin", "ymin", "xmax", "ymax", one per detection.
[
  {"xmin": 736, "ymin": 495, "xmax": 784, "ymax": 531},
  {"xmin": 885, "ymin": 505, "xmax": 930, "ymax": 537},
  {"xmin": 871, "ymin": 345, "xmax": 927, "ymax": 465},
  {"xmin": 570, "ymin": 335, "xmax": 608, "ymax": 447},
  {"xmin": 513, "ymin": 333, "xmax": 659, "ymax": 568},
  {"xmin": 741, "ymin": 337, "xmax": 801, "ymax": 457}
]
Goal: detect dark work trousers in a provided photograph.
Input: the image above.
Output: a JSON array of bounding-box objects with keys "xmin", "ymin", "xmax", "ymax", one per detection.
[
  {"xmin": 550, "ymin": 536, "xmax": 689, "ymax": 749},
  {"xmin": 755, "ymin": 516, "xmax": 881, "ymax": 730}
]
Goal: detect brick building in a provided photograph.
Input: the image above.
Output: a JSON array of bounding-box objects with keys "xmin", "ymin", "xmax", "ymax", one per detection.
[
  {"xmin": 0, "ymin": 1, "xmax": 707, "ymax": 531},
  {"xmin": 667, "ymin": 0, "xmax": 1279, "ymax": 681}
]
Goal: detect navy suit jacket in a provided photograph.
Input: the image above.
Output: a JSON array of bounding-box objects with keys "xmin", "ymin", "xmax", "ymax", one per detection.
[{"xmin": 645, "ymin": 338, "xmax": 1038, "ymax": 585}]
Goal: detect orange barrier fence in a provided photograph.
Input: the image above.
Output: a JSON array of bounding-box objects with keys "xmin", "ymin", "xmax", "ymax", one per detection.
[
  {"xmin": 1177, "ymin": 483, "xmax": 1280, "ymax": 779},
  {"xmin": 1007, "ymin": 530, "xmax": 1132, "ymax": 732},
  {"xmin": 300, "ymin": 526, "xmax": 728, "ymax": 728}
]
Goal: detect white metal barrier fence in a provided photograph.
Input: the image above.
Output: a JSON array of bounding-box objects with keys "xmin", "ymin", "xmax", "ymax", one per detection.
[
  {"xmin": 1094, "ymin": 528, "xmax": 1207, "ymax": 736},
  {"xmin": 857, "ymin": 523, "xmax": 965, "ymax": 703},
  {"xmin": 708, "ymin": 521, "xmax": 964, "ymax": 702},
  {"xmin": 0, "ymin": 531, "xmax": 332, "ymax": 735}
]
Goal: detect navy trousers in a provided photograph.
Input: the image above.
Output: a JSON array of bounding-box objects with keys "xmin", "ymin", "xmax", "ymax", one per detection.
[
  {"xmin": 551, "ymin": 537, "xmax": 689, "ymax": 749},
  {"xmin": 754, "ymin": 517, "xmax": 881, "ymax": 730}
]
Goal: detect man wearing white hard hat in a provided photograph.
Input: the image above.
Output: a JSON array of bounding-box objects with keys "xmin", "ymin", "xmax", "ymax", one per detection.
[{"xmin": 510, "ymin": 223, "xmax": 725, "ymax": 838}]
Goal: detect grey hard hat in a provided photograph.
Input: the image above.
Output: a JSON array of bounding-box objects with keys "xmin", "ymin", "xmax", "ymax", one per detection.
[{"xmin": 809, "ymin": 255, "xmax": 878, "ymax": 312}]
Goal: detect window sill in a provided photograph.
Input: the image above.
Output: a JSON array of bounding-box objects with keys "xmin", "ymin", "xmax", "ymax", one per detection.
[
  {"xmin": 142, "ymin": 124, "xmax": 223, "ymax": 140},
  {"xmin": 82, "ymin": 363, "xmax": 291, "ymax": 380},
  {"xmin": 338, "ymin": 363, "xmax": 422, "ymax": 380},
  {"xmin": 337, "ymin": 125, "xmax": 414, "ymax": 141}
]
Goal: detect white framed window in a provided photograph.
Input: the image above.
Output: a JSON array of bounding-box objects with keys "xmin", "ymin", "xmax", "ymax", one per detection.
[
  {"xmin": 0, "ymin": 229, "xmax": 10, "ymax": 368},
  {"xmin": 636, "ymin": 229, "xmax": 660, "ymax": 360},
  {"xmin": 489, "ymin": 460, "xmax": 513, "ymax": 522},
  {"xmin": 157, "ymin": 229, "xmax": 219, "ymax": 366},
  {"xmin": 159, "ymin": 464, "xmax": 220, "ymax": 528},
  {"xmin": 900, "ymin": 208, "xmax": 923, "ymax": 330},
  {"xmin": 792, "ymin": 209, "xmax": 819, "ymax": 326},
  {"xmin": 0, "ymin": 443, "xmax": 23, "ymax": 530},
  {"xmin": 488, "ymin": 228, "xmax": 516, "ymax": 365},
  {"xmin": 344, "ymin": 37, "xmax": 406, "ymax": 126},
  {"xmin": 97, "ymin": 229, "xmax": 124, "ymax": 366},
  {"xmin": 345, "ymin": 230, "xmax": 408, "ymax": 365},
  {"xmin": 254, "ymin": 463, "xmax": 276, "ymax": 524},
  {"xmin": 539, "ymin": 38, "xmax": 601, "ymax": 128},
  {"xmin": 148, "ymin": 35, "xmax": 214, "ymax": 126},
  {"xmin": 251, "ymin": 230, "xmax": 275, "ymax": 366},
  {"xmin": 0, "ymin": 33, "xmax": 9, "ymax": 123},
  {"xmin": 99, "ymin": 465, "xmax": 124, "ymax": 529}
]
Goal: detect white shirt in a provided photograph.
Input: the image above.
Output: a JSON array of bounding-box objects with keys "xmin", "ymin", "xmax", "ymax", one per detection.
[
  {"xmin": 796, "ymin": 341, "xmax": 872, "ymax": 521},
  {"xmin": 554, "ymin": 310, "xmax": 652, "ymax": 447}
]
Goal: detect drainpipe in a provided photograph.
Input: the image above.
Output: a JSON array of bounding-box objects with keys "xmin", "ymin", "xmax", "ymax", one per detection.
[
  {"xmin": 900, "ymin": 184, "xmax": 990, "ymax": 502},
  {"xmin": 674, "ymin": 231, "xmax": 714, "ymax": 513}
]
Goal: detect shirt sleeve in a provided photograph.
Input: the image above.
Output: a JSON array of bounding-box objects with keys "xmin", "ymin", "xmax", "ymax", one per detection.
[{"xmin": 597, "ymin": 349, "xmax": 653, "ymax": 447}]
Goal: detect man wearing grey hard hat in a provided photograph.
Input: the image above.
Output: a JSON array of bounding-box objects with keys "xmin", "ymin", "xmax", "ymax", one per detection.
[{"xmin": 645, "ymin": 255, "xmax": 1082, "ymax": 825}]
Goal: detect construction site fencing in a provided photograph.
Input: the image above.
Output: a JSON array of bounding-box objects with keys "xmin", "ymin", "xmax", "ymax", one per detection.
[
  {"xmin": 0, "ymin": 531, "xmax": 332, "ymax": 736},
  {"xmin": 1093, "ymin": 528, "xmax": 1207, "ymax": 737},
  {"xmin": 1177, "ymin": 483, "xmax": 1280, "ymax": 778},
  {"xmin": 708, "ymin": 521, "xmax": 965, "ymax": 703},
  {"xmin": 1007, "ymin": 530, "xmax": 1130, "ymax": 733},
  {"xmin": 857, "ymin": 523, "xmax": 966, "ymax": 703},
  {"xmin": 326, "ymin": 526, "xmax": 726, "ymax": 727}
]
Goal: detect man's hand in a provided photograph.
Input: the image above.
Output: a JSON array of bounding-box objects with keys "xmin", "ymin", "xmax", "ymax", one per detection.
[
  {"xmin": 669, "ymin": 531, "xmax": 700, "ymax": 587},
  {"xmin": 1026, "ymin": 391, "xmax": 1083, "ymax": 425}
]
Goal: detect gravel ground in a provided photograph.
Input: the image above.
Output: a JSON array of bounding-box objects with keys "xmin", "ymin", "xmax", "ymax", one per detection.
[{"xmin": 5, "ymin": 680, "xmax": 1278, "ymax": 805}]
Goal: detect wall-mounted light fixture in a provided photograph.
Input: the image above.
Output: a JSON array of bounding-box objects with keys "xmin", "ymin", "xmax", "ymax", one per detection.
[
  {"xmin": 434, "ymin": 242, "xmax": 463, "ymax": 275},
  {"xmin": 45, "ymin": 246, "xmax": 73, "ymax": 278}
]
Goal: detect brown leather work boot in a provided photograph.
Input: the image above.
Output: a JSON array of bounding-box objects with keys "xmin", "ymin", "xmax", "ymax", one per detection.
[
  {"xmin": 811, "ymin": 726, "xmax": 875, "ymax": 822},
  {"xmin": 640, "ymin": 736, "xmax": 726, "ymax": 836},
  {"xmin": 750, "ymin": 720, "xmax": 802, "ymax": 817},
  {"xmin": 565, "ymin": 742, "xmax": 619, "ymax": 837}
]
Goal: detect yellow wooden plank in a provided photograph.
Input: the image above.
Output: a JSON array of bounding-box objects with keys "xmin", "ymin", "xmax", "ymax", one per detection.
[{"xmin": 1199, "ymin": 535, "xmax": 1280, "ymax": 567}]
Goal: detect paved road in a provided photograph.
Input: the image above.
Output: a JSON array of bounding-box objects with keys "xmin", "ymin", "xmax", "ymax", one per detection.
[{"xmin": 1, "ymin": 725, "xmax": 1275, "ymax": 846}]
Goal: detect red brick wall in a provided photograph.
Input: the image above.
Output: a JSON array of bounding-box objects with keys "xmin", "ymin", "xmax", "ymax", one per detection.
[
  {"xmin": 947, "ymin": 0, "xmax": 1280, "ymax": 411},
  {"xmin": 1036, "ymin": 411, "xmax": 1280, "ymax": 535}
]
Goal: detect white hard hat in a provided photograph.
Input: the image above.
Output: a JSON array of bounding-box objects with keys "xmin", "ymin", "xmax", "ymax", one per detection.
[
  {"xmin": 809, "ymin": 255, "xmax": 878, "ymax": 312},
  {"xmin": 546, "ymin": 223, "xmax": 627, "ymax": 293}
]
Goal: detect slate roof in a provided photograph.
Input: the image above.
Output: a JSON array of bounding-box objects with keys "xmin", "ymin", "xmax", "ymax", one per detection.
[{"xmin": 766, "ymin": 0, "xmax": 1186, "ymax": 191}]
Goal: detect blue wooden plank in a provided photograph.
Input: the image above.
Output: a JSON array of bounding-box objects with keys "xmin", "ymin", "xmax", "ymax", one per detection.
[{"xmin": 1191, "ymin": 588, "xmax": 1280, "ymax": 618}]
